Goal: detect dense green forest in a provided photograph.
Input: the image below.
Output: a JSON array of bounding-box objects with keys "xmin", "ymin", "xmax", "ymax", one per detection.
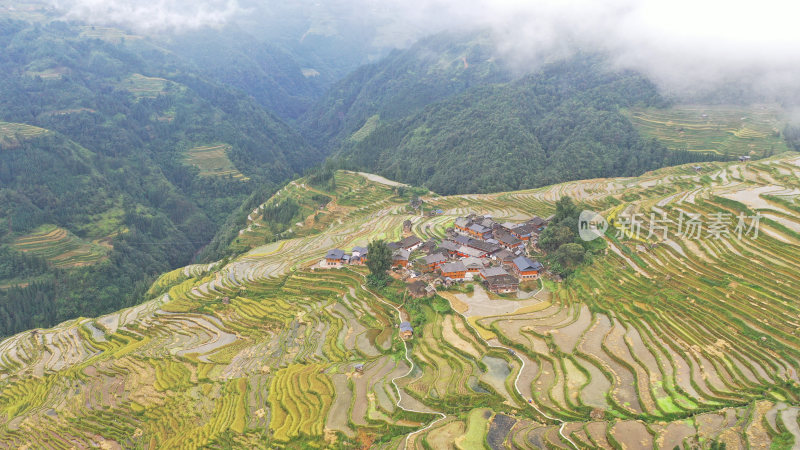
[
  {"xmin": 331, "ymin": 55, "xmax": 725, "ymax": 194},
  {"xmin": 300, "ymin": 31, "xmax": 512, "ymax": 151},
  {"xmin": 166, "ymin": 28, "xmax": 326, "ymax": 121},
  {"xmin": 0, "ymin": 18, "xmax": 321, "ymax": 337}
]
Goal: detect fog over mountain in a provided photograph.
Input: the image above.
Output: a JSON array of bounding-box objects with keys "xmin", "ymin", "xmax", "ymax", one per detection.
[{"xmin": 48, "ymin": 0, "xmax": 800, "ymax": 103}]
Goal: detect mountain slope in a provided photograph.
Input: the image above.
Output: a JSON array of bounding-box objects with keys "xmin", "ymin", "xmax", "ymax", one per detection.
[
  {"xmin": 333, "ymin": 55, "xmax": 721, "ymax": 194},
  {"xmin": 0, "ymin": 17, "xmax": 322, "ymax": 337},
  {"xmin": 166, "ymin": 28, "xmax": 327, "ymax": 121},
  {"xmin": 0, "ymin": 155, "xmax": 798, "ymax": 446},
  {"xmin": 301, "ymin": 31, "xmax": 513, "ymax": 151}
]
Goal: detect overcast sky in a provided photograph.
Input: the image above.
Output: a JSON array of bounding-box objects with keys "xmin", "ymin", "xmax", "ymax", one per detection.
[{"xmin": 50, "ymin": 0, "xmax": 800, "ymax": 100}]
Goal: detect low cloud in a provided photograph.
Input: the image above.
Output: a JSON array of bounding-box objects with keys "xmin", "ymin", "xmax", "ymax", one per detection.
[
  {"xmin": 51, "ymin": 0, "xmax": 242, "ymax": 32},
  {"xmin": 50, "ymin": 0, "xmax": 800, "ymax": 102}
]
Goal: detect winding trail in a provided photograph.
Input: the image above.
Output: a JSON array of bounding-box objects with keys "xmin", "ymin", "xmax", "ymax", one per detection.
[
  {"xmin": 347, "ymin": 269, "xmax": 447, "ymax": 449},
  {"xmin": 446, "ymin": 292, "xmax": 579, "ymax": 449},
  {"xmin": 350, "ymin": 267, "xmax": 576, "ymax": 448}
]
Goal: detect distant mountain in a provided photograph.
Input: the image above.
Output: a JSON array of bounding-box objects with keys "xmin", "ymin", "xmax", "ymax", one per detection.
[
  {"xmin": 0, "ymin": 17, "xmax": 321, "ymax": 336},
  {"xmin": 300, "ymin": 31, "xmax": 513, "ymax": 151},
  {"xmin": 331, "ymin": 54, "xmax": 721, "ymax": 194},
  {"xmin": 166, "ymin": 28, "xmax": 327, "ymax": 121}
]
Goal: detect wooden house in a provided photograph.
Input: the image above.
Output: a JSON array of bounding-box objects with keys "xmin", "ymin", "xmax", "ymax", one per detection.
[
  {"xmin": 461, "ymin": 257, "xmax": 484, "ymax": 278},
  {"xmin": 512, "ymin": 256, "xmax": 544, "ymax": 280},
  {"xmin": 407, "ymin": 280, "xmax": 432, "ymax": 298},
  {"xmin": 398, "ymin": 235, "xmax": 423, "ymax": 252},
  {"xmin": 495, "ymin": 230, "xmax": 523, "ymax": 250},
  {"xmin": 350, "ymin": 246, "xmax": 368, "ymax": 265},
  {"xmin": 437, "ymin": 240, "xmax": 461, "ymax": 257},
  {"xmin": 485, "ymin": 274, "xmax": 519, "ymax": 294},
  {"xmin": 454, "ymin": 217, "xmax": 471, "ymax": 233},
  {"xmin": 392, "ymin": 249, "xmax": 410, "ymax": 267},
  {"xmin": 325, "ymin": 249, "xmax": 346, "ymax": 267},
  {"xmin": 466, "ymin": 223, "xmax": 491, "ymax": 239},
  {"xmin": 399, "ymin": 321, "xmax": 414, "ymax": 339},
  {"xmin": 423, "ymin": 253, "xmax": 447, "ymax": 271},
  {"xmin": 480, "ymin": 266, "xmax": 510, "ymax": 280},
  {"xmin": 440, "ymin": 261, "xmax": 467, "ymax": 279},
  {"xmin": 510, "ymin": 223, "xmax": 536, "ymax": 241}
]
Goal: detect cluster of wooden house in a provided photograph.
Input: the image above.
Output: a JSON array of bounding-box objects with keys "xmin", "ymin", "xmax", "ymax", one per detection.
[
  {"xmin": 399, "ymin": 214, "xmax": 547, "ymax": 295},
  {"xmin": 319, "ymin": 213, "xmax": 548, "ymax": 296}
]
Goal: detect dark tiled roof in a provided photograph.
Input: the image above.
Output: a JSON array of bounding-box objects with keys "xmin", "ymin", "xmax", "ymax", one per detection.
[
  {"xmin": 495, "ymin": 231, "xmax": 521, "ymax": 246},
  {"xmin": 468, "ymin": 223, "xmax": 490, "ymax": 234},
  {"xmin": 393, "ymin": 249, "xmax": 410, "ymax": 260},
  {"xmin": 480, "ymin": 267, "xmax": 509, "ymax": 278},
  {"xmin": 423, "ymin": 253, "xmax": 447, "ymax": 265},
  {"xmin": 486, "ymin": 274, "xmax": 519, "ymax": 286},
  {"xmin": 438, "ymin": 240, "xmax": 460, "ymax": 252},
  {"xmin": 512, "ymin": 223, "xmax": 536, "ymax": 236},
  {"xmin": 454, "ymin": 217, "xmax": 471, "ymax": 228},
  {"xmin": 326, "ymin": 249, "xmax": 345, "ymax": 260},
  {"xmin": 467, "ymin": 239, "xmax": 500, "ymax": 253},
  {"xmin": 440, "ymin": 261, "xmax": 467, "ymax": 273},
  {"xmin": 454, "ymin": 235, "xmax": 471, "ymax": 245},
  {"xmin": 528, "ymin": 217, "xmax": 546, "ymax": 227},
  {"xmin": 408, "ymin": 280, "xmax": 428, "ymax": 296},
  {"xmin": 513, "ymin": 256, "xmax": 543, "ymax": 271},
  {"xmin": 398, "ymin": 235, "xmax": 422, "ymax": 249}
]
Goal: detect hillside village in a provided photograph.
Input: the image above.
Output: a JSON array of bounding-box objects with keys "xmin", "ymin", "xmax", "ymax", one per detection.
[{"xmin": 321, "ymin": 213, "xmax": 549, "ymax": 299}]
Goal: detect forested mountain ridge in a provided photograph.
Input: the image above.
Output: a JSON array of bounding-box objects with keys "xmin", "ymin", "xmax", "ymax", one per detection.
[
  {"xmin": 300, "ymin": 31, "xmax": 513, "ymax": 151},
  {"xmin": 331, "ymin": 55, "xmax": 721, "ymax": 194},
  {"xmin": 0, "ymin": 18, "xmax": 322, "ymax": 337},
  {"xmin": 166, "ymin": 28, "xmax": 327, "ymax": 121}
]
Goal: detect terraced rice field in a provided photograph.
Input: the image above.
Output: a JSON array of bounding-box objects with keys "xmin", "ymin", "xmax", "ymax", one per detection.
[
  {"xmin": 182, "ymin": 144, "xmax": 248, "ymax": 180},
  {"xmin": 24, "ymin": 66, "xmax": 69, "ymax": 80},
  {"xmin": 349, "ymin": 114, "xmax": 380, "ymax": 142},
  {"xmin": 626, "ymin": 105, "xmax": 789, "ymax": 157},
  {"xmin": 13, "ymin": 224, "xmax": 109, "ymax": 268},
  {"xmin": 0, "ymin": 157, "xmax": 798, "ymax": 448},
  {"xmin": 118, "ymin": 73, "xmax": 170, "ymax": 99},
  {"xmin": 78, "ymin": 26, "xmax": 143, "ymax": 43},
  {"xmin": 232, "ymin": 170, "xmax": 410, "ymax": 251},
  {"xmin": 0, "ymin": 121, "xmax": 48, "ymax": 148}
]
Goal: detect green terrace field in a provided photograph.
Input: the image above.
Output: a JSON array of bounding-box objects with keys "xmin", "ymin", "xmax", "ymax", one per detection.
[
  {"xmin": 348, "ymin": 114, "xmax": 380, "ymax": 142},
  {"xmin": 0, "ymin": 121, "xmax": 48, "ymax": 149},
  {"xmin": 13, "ymin": 224, "xmax": 110, "ymax": 268},
  {"xmin": 230, "ymin": 170, "xmax": 414, "ymax": 252},
  {"xmin": 23, "ymin": 66, "xmax": 69, "ymax": 80},
  {"xmin": 182, "ymin": 144, "xmax": 249, "ymax": 181},
  {"xmin": 0, "ymin": 157, "xmax": 799, "ymax": 448},
  {"xmin": 78, "ymin": 26, "xmax": 144, "ymax": 44},
  {"xmin": 117, "ymin": 74, "xmax": 171, "ymax": 99},
  {"xmin": 625, "ymin": 105, "xmax": 789, "ymax": 157}
]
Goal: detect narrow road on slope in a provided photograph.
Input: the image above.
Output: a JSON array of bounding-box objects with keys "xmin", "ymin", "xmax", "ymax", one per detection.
[
  {"xmin": 349, "ymin": 268, "xmax": 576, "ymax": 449},
  {"xmin": 444, "ymin": 291, "xmax": 579, "ymax": 449},
  {"xmin": 347, "ymin": 268, "xmax": 447, "ymax": 449}
]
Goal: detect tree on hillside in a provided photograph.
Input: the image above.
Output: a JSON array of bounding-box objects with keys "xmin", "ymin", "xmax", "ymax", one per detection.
[
  {"xmin": 553, "ymin": 196, "xmax": 580, "ymax": 223},
  {"xmin": 366, "ymin": 239, "xmax": 392, "ymax": 287},
  {"xmin": 540, "ymin": 196, "xmax": 594, "ymax": 276},
  {"xmin": 553, "ymin": 243, "xmax": 586, "ymax": 269}
]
